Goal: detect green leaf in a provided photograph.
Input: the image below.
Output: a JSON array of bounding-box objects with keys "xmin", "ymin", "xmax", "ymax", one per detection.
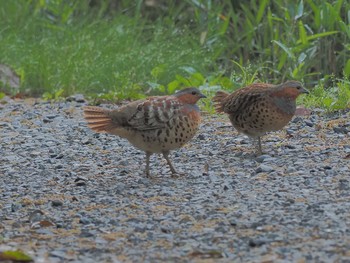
[
  {"xmin": 277, "ymin": 53, "xmax": 287, "ymax": 71},
  {"xmin": 191, "ymin": 72, "xmax": 205, "ymax": 83},
  {"xmin": 323, "ymin": 3, "xmax": 338, "ymax": 28},
  {"xmin": 272, "ymin": 40, "xmax": 295, "ymax": 60},
  {"xmin": 306, "ymin": 0, "xmax": 320, "ymax": 27},
  {"xmin": 175, "ymin": 74, "xmax": 191, "ymax": 86},
  {"xmin": 292, "ymin": 62, "xmax": 305, "ymax": 78},
  {"xmin": 180, "ymin": 67, "xmax": 196, "ymax": 75},
  {"xmin": 256, "ymin": 0, "xmax": 269, "ymax": 24},
  {"xmin": 339, "ymin": 21, "xmax": 350, "ymax": 39},
  {"xmin": 267, "ymin": 7, "xmax": 273, "ymax": 31},
  {"xmin": 167, "ymin": 80, "xmax": 180, "ymax": 94},
  {"xmin": 334, "ymin": 0, "xmax": 344, "ymax": 17},
  {"xmin": 54, "ymin": 88, "xmax": 64, "ymax": 99},
  {"xmin": 298, "ymin": 52, "xmax": 307, "ymax": 64},
  {"xmin": 0, "ymin": 250, "xmax": 33, "ymax": 262},
  {"xmin": 298, "ymin": 21, "xmax": 308, "ymax": 44},
  {"xmin": 151, "ymin": 65, "xmax": 166, "ymax": 79},
  {"xmin": 296, "ymin": 31, "xmax": 339, "ymax": 44},
  {"xmin": 42, "ymin": 92, "xmax": 53, "ymax": 100},
  {"xmin": 240, "ymin": 5, "xmax": 255, "ymax": 26},
  {"xmin": 344, "ymin": 59, "xmax": 350, "ymax": 78},
  {"xmin": 0, "ymin": 92, "xmax": 5, "ymax": 99},
  {"xmin": 147, "ymin": 82, "xmax": 164, "ymax": 92},
  {"xmin": 230, "ymin": 60, "xmax": 247, "ymax": 83},
  {"xmin": 323, "ymin": 97, "xmax": 334, "ymax": 108},
  {"xmin": 295, "ymin": 0, "xmax": 304, "ymax": 20},
  {"xmin": 219, "ymin": 13, "xmax": 230, "ymax": 35}
]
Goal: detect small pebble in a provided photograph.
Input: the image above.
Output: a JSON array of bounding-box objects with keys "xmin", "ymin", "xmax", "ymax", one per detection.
[
  {"xmin": 79, "ymin": 217, "xmax": 91, "ymax": 225},
  {"xmin": 51, "ymin": 200, "xmax": 63, "ymax": 207},
  {"xmin": 256, "ymin": 154, "xmax": 271, "ymax": 163},
  {"xmin": 286, "ymin": 167, "xmax": 297, "ymax": 173},
  {"xmin": 305, "ymin": 120, "xmax": 314, "ymax": 127},
  {"xmin": 256, "ymin": 164, "xmax": 274, "ymax": 173},
  {"xmin": 333, "ymin": 126, "xmax": 348, "ymax": 134}
]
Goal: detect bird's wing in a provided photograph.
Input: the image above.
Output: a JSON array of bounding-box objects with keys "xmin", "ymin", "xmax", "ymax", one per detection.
[
  {"xmin": 119, "ymin": 97, "xmax": 180, "ymax": 131},
  {"xmin": 223, "ymin": 83, "xmax": 273, "ymax": 114}
]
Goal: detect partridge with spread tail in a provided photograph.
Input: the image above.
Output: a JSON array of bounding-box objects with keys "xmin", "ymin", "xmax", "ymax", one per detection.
[
  {"xmin": 212, "ymin": 81, "xmax": 309, "ymax": 154},
  {"xmin": 84, "ymin": 87, "xmax": 206, "ymax": 176}
]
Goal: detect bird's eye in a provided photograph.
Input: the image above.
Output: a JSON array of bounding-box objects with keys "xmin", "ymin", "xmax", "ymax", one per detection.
[{"xmin": 191, "ymin": 91, "xmax": 197, "ymax": 95}]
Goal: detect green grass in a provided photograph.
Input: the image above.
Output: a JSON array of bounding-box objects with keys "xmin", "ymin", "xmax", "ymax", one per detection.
[
  {"xmin": 0, "ymin": 1, "xmax": 220, "ymax": 99},
  {"xmin": 0, "ymin": 0, "xmax": 349, "ymax": 110},
  {"xmin": 299, "ymin": 77, "xmax": 350, "ymax": 110}
]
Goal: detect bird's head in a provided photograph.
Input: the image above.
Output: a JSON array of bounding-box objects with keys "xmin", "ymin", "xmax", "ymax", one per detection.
[
  {"xmin": 274, "ymin": 81, "xmax": 309, "ymax": 100},
  {"xmin": 174, "ymin": 87, "xmax": 207, "ymax": 104}
]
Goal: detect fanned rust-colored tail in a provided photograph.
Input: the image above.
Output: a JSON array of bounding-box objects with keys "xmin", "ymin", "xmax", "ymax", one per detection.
[
  {"xmin": 83, "ymin": 106, "xmax": 114, "ymax": 133},
  {"xmin": 212, "ymin": 91, "xmax": 229, "ymax": 113}
]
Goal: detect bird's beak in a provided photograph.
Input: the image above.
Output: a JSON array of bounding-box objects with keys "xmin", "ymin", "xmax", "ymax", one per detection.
[
  {"xmin": 199, "ymin": 93, "xmax": 207, "ymax": 99},
  {"xmin": 301, "ymin": 87, "xmax": 310, "ymax": 94}
]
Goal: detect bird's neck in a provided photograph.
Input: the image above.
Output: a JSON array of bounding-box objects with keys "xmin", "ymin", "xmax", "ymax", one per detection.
[
  {"xmin": 183, "ymin": 104, "xmax": 200, "ymax": 112},
  {"xmin": 273, "ymin": 97, "xmax": 296, "ymax": 115}
]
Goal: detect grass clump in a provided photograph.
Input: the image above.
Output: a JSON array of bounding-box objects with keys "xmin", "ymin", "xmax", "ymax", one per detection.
[
  {"xmin": 300, "ymin": 78, "xmax": 350, "ymax": 110},
  {"xmin": 0, "ymin": 0, "xmax": 349, "ymax": 111},
  {"xmin": 0, "ymin": 1, "xmax": 221, "ymax": 98}
]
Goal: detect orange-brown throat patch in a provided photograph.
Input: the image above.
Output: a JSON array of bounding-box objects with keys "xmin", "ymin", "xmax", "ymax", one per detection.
[
  {"xmin": 177, "ymin": 94, "xmax": 199, "ymax": 104},
  {"xmin": 271, "ymin": 87, "xmax": 301, "ymax": 100}
]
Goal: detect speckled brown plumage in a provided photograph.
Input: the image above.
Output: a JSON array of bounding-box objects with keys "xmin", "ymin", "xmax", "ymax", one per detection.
[
  {"xmin": 84, "ymin": 87, "xmax": 206, "ymax": 176},
  {"xmin": 213, "ymin": 81, "xmax": 309, "ymax": 154}
]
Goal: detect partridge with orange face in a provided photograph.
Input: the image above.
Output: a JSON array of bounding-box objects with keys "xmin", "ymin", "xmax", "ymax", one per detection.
[
  {"xmin": 212, "ymin": 81, "xmax": 309, "ymax": 154},
  {"xmin": 84, "ymin": 87, "xmax": 206, "ymax": 176}
]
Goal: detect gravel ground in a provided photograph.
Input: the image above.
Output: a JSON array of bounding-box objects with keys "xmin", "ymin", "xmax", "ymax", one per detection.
[{"xmin": 0, "ymin": 97, "xmax": 350, "ymax": 263}]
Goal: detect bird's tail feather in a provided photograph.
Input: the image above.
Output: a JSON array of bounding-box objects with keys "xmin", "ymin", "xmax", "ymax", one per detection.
[
  {"xmin": 83, "ymin": 106, "xmax": 115, "ymax": 133},
  {"xmin": 212, "ymin": 91, "xmax": 229, "ymax": 113}
]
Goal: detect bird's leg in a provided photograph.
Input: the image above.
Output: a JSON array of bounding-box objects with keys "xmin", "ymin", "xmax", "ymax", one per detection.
[
  {"xmin": 257, "ymin": 137, "xmax": 263, "ymax": 156},
  {"xmin": 145, "ymin": 152, "xmax": 151, "ymax": 177},
  {"xmin": 162, "ymin": 151, "xmax": 177, "ymax": 176}
]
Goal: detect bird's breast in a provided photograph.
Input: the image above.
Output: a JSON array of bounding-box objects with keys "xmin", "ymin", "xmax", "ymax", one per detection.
[{"xmin": 271, "ymin": 97, "xmax": 296, "ymax": 115}]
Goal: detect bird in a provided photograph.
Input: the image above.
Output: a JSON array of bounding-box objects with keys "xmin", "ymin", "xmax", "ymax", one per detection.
[
  {"xmin": 212, "ymin": 80, "xmax": 309, "ymax": 155},
  {"xmin": 83, "ymin": 87, "xmax": 206, "ymax": 177}
]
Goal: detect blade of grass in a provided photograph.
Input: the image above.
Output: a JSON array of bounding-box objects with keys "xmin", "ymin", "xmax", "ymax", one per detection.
[
  {"xmin": 298, "ymin": 21, "xmax": 308, "ymax": 44},
  {"xmin": 296, "ymin": 30, "xmax": 339, "ymax": 44},
  {"xmin": 256, "ymin": 0, "xmax": 269, "ymax": 24},
  {"xmin": 272, "ymin": 40, "xmax": 296, "ymax": 60}
]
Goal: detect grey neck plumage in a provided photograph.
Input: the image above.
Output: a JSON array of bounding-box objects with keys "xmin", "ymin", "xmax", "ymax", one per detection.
[{"xmin": 273, "ymin": 97, "xmax": 296, "ymax": 115}]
